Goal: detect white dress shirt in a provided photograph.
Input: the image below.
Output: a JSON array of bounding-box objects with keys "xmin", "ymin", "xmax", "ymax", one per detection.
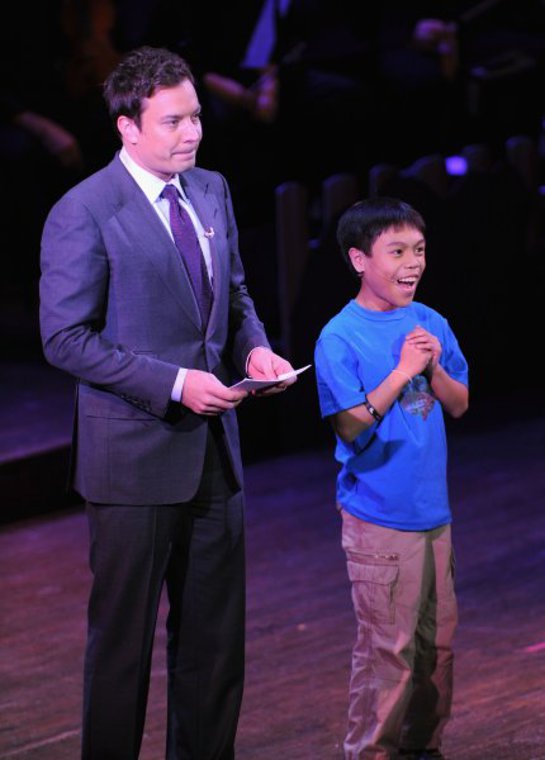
[{"xmin": 119, "ymin": 148, "xmax": 213, "ymax": 402}]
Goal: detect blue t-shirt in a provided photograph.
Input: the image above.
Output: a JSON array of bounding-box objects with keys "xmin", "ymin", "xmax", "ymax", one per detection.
[{"xmin": 315, "ymin": 300, "xmax": 468, "ymax": 531}]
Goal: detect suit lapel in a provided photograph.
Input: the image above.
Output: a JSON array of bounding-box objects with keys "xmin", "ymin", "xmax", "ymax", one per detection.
[
  {"xmin": 109, "ymin": 159, "xmax": 202, "ymax": 330},
  {"xmin": 180, "ymin": 173, "xmax": 224, "ymax": 336}
]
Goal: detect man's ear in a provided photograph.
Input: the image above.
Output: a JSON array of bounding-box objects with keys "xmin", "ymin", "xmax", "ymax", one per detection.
[
  {"xmin": 117, "ymin": 115, "xmax": 140, "ymax": 145},
  {"xmin": 348, "ymin": 246, "xmax": 366, "ymax": 276}
]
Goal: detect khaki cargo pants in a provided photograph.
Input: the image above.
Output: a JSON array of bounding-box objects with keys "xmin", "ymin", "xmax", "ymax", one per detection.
[{"xmin": 341, "ymin": 509, "xmax": 457, "ymax": 760}]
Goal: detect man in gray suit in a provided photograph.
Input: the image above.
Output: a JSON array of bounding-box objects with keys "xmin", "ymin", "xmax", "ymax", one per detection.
[{"xmin": 40, "ymin": 46, "xmax": 294, "ymax": 760}]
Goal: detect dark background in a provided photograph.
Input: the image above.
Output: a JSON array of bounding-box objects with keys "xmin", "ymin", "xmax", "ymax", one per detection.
[{"xmin": 1, "ymin": 0, "xmax": 545, "ymax": 502}]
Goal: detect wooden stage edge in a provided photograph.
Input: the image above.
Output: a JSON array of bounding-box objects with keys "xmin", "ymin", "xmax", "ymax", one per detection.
[{"xmin": 2, "ymin": 408, "xmax": 545, "ymax": 759}]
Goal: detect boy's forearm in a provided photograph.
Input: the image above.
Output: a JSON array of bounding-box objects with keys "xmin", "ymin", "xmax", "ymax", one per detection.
[
  {"xmin": 332, "ymin": 371, "xmax": 409, "ymax": 442},
  {"xmin": 333, "ymin": 363, "xmax": 468, "ymax": 441},
  {"xmin": 430, "ymin": 364, "xmax": 469, "ymax": 417}
]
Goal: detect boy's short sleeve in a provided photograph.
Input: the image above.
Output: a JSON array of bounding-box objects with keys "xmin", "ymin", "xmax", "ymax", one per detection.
[
  {"xmin": 440, "ymin": 320, "xmax": 469, "ymax": 387},
  {"xmin": 314, "ymin": 334, "xmax": 366, "ymax": 418}
]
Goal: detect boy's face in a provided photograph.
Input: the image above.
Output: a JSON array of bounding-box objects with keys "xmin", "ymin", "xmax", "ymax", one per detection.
[{"xmin": 349, "ymin": 224, "xmax": 426, "ymax": 311}]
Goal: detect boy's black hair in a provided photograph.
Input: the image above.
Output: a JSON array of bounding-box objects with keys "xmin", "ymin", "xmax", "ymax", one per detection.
[{"xmin": 337, "ymin": 197, "xmax": 426, "ymax": 275}]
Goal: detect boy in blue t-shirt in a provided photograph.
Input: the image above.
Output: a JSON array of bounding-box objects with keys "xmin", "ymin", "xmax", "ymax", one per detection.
[{"xmin": 315, "ymin": 197, "xmax": 468, "ymax": 760}]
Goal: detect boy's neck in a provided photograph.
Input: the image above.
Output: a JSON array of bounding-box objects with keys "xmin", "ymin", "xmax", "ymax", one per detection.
[{"xmin": 355, "ymin": 291, "xmax": 402, "ymax": 313}]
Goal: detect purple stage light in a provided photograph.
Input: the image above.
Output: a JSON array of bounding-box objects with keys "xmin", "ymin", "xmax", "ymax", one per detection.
[{"xmin": 445, "ymin": 155, "xmax": 468, "ymax": 176}]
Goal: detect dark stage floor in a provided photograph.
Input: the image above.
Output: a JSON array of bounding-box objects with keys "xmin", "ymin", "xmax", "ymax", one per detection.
[
  {"xmin": 0, "ymin": 366, "xmax": 545, "ymax": 760},
  {"xmin": 1, "ymin": 363, "xmax": 545, "ymax": 759}
]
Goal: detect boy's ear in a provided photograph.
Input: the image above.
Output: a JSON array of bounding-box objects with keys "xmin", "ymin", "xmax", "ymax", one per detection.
[{"xmin": 348, "ymin": 247, "xmax": 366, "ymax": 275}]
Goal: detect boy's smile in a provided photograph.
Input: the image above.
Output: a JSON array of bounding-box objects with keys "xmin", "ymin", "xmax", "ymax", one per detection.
[{"xmin": 349, "ymin": 224, "xmax": 426, "ymax": 311}]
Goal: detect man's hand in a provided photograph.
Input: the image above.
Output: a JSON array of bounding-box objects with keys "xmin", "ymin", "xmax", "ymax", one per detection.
[
  {"xmin": 182, "ymin": 370, "xmax": 247, "ymax": 415},
  {"xmin": 247, "ymin": 347, "xmax": 295, "ymax": 396}
]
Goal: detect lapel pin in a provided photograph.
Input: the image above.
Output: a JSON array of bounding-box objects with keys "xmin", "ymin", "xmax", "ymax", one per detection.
[{"xmin": 204, "ymin": 227, "xmax": 215, "ymax": 239}]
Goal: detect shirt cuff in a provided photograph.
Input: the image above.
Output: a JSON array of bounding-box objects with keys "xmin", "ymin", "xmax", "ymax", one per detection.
[{"xmin": 171, "ymin": 368, "xmax": 188, "ymax": 402}]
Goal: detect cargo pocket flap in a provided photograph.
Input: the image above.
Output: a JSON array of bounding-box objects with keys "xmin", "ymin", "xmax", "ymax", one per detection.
[{"xmin": 347, "ymin": 561, "xmax": 399, "ymax": 585}]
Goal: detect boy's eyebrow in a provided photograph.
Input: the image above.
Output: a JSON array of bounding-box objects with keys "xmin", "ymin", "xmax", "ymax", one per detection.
[{"xmin": 385, "ymin": 237, "xmax": 426, "ymax": 247}]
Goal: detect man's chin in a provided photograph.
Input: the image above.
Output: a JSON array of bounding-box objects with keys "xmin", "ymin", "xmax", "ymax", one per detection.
[{"xmin": 172, "ymin": 155, "xmax": 197, "ymax": 172}]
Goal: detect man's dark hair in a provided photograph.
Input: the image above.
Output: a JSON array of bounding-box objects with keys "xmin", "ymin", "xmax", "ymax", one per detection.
[
  {"xmin": 337, "ymin": 197, "xmax": 426, "ymax": 275},
  {"xmin": 103, "ymin": 46, "xmax": 195, "ymax": 127}
]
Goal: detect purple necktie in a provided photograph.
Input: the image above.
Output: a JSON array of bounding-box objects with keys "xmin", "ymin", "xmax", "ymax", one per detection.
[{"xmin": 161, "ymin": 184, "xmax": 213, "ymax": 324}]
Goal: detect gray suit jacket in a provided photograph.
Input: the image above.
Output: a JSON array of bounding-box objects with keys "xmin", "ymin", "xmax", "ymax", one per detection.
[{"xmin": 40, "ymin": 155, "xmax": 270, "ymax": 504}]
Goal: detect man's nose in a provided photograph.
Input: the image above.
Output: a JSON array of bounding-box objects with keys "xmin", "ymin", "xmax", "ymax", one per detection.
[{"xmin": 182, "ymin": 122, "xmax": 201, "ymax": 141}]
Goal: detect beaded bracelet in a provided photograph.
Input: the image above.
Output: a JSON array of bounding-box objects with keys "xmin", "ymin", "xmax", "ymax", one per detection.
[{"xmin": 391, "ymin": 369, "xmax": 412, "ymax": 384}]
